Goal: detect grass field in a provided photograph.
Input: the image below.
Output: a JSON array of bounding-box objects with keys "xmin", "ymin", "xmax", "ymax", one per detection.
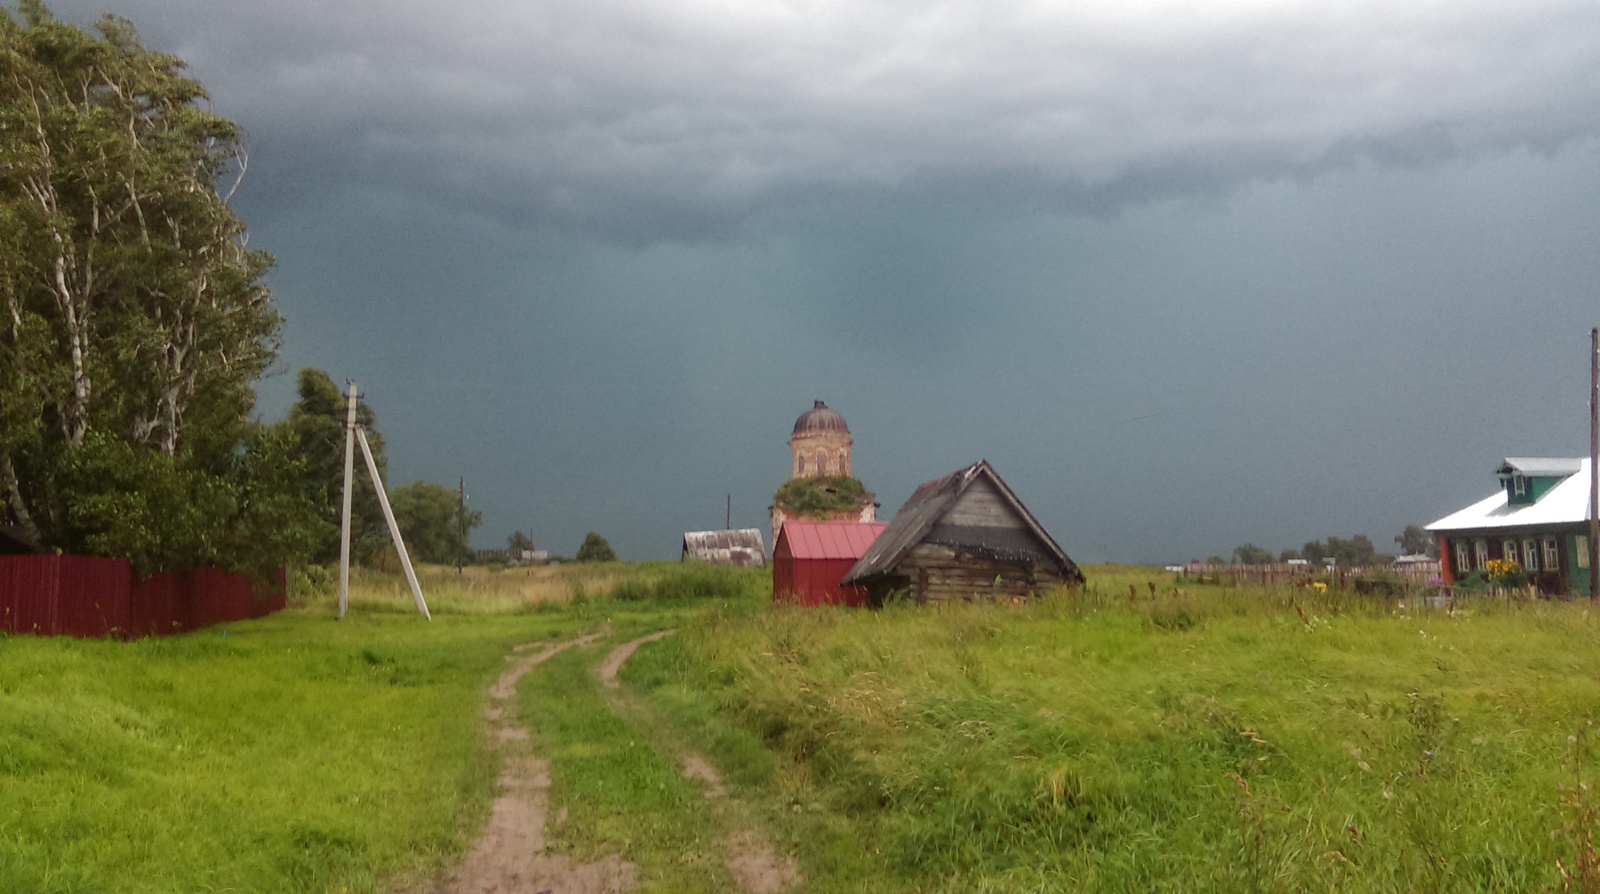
[{"xmin": 3, "ymin": 561, "xmax": 1598, "ymax": 892}]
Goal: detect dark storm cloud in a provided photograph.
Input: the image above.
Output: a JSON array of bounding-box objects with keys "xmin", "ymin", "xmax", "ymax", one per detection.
[
  {"xmin": 30, "ymin": 0, "xmax": 1600, "ymax": 564},
  {"xmin": 47, "ymin": 0, "xmax": 1600, "ymax": 237}
]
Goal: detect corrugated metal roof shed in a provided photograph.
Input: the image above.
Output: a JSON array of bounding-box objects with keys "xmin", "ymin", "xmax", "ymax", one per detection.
[
  {"xmin": 681, "ymin": 529, "xmax": 768, "ymax": 567},
  {"xmin": 772, "ymin": 521, "xmax": 887, "ymax": 607},
  {"xmin": 778, "ymin": 520, "xmax": 887, "ymax": 560}
]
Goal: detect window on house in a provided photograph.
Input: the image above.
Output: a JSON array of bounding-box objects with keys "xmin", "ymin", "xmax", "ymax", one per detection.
[
  {"xmin": 1475, "ymin": 540, "xmax": 1490, "ymax": 568},
  {"xmin": 1524, "ymin": 539, "xmax": 1539, "ymax": 572},
  {"xmin": 1579, "ymin": 536, "xmax": 1591, "ymax": 569},
  {"xmin": 1513, "ymin": 475, "xmax": 1527, "ymax": 497},
  {"xmin": 1454, "ymin": 541, "xmax": 1471, "ymax": 573},
  {"xmin": 1503, "ymin": 540, "xmax": 1518, "ymax": 564},
  {"xmin": 1545, "ymin": 537, "xmax": 1561, "ymax": 570}
]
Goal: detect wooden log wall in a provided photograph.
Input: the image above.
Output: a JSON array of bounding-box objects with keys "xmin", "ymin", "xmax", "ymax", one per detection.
[{"xmin": 900, "ymin": 543, "xmax": 1070, "ymax": 603}]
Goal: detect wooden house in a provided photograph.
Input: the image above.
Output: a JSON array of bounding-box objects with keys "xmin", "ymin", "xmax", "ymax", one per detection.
[
  {"xmin": 772, "ymin": 520, "xmax": 886, "ymax": 606},
  {"xmin": 1426, "ymin": 457, "xmax": 1593, "ymax": 595},
  {"xmin": 681, "ymin": 529, "xmax": 768, "ymax": 567},
  {"xmin": 842, "ymin": 460, "xmax": 1084, "ymax": 605}
]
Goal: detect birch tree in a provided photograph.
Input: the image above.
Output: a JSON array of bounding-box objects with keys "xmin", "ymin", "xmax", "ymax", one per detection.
[{"xmin": 0, "ymin": 3, "xmax": 299, "ymax": 574}]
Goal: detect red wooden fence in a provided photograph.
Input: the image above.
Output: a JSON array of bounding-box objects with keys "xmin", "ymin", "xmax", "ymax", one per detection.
[{"xmin": 0, "ymin": 555, "xmax": 285, "ymax": 639}]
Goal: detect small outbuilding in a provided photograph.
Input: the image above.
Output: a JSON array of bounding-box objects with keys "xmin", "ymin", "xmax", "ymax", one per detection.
[
  {"xmin": 773, "ymin": 520, "xmax": 887, "ymax": 606},
  {"xmin": 681, "ymin": 529, "xmax": 768, "ymax": 567},
  {"xmin": 843, "ymin": 459, "xmax": 1084, "ymax": 605}
]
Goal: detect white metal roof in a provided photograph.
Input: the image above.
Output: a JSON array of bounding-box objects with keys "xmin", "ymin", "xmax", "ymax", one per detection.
[
  {"xmin": 1426, "ymin": 458, "xmax": 1592, "ymax": 532},
  {"xmin": 1499, "ymin": 457, "xmax": 1583, "ymax": 477}
]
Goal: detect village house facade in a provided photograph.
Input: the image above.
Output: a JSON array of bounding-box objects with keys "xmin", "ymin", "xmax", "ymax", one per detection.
[{"xmin": 1426, "ymin": 457, "xmax": 1593, "ymax": 596}]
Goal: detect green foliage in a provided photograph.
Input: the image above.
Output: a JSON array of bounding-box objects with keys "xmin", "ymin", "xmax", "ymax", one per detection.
[
  {"xmin": 771, "ymin": 475, "xmax": 873, "ymax": 516},
  {"xmin": 507, "ymin": 530, "xmax": 534, "ymax": 553},
  {"xmin": 283, "ymin": 368, "xmax": 389, "ymax": 564},
  {"xmin": 576, "ymin": 531, "xmax": 617, "ymax": 563},
  {"xmin": 608, "ymin": 563, "xmax": 762, "ymax": 602},
  {"xmin": 1302, "ymin": 534, "xmax": 1380, "ymax": 566},
  {"xmin": 637, "ymin": 568, "xmax": 1600, "ymax": 892},
  {"xmin": 388, "ymin": 480, "xmax": 481, "ymax": 566},
  {"xmin": 1278, "ymin": 547, "xmax": 1301, "ymax": 561},
  {"xmin": 0, "ymin": 4, "xmax": 291, "ymax": 574},
  {"xmin": 1396, "ymin": 524, "xmax": 1439, "ymax": 558},
  {"xmin": 1232, "ymin": 543, "xmax": 1274, "ymax": 564}
]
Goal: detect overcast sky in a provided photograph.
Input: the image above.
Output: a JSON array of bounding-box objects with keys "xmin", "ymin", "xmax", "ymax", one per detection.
[{"xmin": 41, "ymin": 0, "xmax": 1600, "ymax": 563}]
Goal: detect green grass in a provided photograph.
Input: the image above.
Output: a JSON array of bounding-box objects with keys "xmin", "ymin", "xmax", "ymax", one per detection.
[
  {"xmin": 0, "ymin": 610, "xmax": 580, "ymax": 893},
  {"xmin": 628, "ymin": 566, "xmax": 1600, "ymax": 892},
  {"xmin": 6, "ymin": 561, "xmax": 1600, "ymax": 892}
]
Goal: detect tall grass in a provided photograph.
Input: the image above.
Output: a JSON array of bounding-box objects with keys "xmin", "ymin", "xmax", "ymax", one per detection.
[{"xmin": 631, "ymin": 564, "xmax": 1600, "ymax": 892}]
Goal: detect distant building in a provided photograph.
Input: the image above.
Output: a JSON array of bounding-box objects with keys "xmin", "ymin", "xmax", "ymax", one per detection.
[
  {"xmin": 769, "ymin": 401, "xmax": 877, "ymax": 546},
  {"xmin": 773, "ymin": 520, "xmax": 886, "ymax": 606},
  {"xmin": 681, "ymin": 529, "xmax": 767, "ymax": 567},
  {"xmin": 1427, "ymin": 457, "xmax": 1592, "ymax": 595},
  {"xmin": 843, "ymin": 459, "xmax": 1084, "ymax": 605}
]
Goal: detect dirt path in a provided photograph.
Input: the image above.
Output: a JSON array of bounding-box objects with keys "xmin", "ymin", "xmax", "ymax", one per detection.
[
  {"xmin": 598, "ymin": 632, "xmax": 802, "ymax": 894},
  {"xmin": 438, "ymin": 632, "xmax": 638, "ymax": 894},
  {"xmin": 596, "ymin": 629, "xmax": 674, "ymax": 689}
]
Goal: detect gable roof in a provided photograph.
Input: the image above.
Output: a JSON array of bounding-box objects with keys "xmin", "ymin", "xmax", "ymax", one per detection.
[
  {"xmin": 842, "ymin": 459, "xmax": 1074, "ymax": 584},
  {"xmin": 681, "ymin": 529, "xmax": 767, "ymax": 566},
  {"xmin": 1498, "ymin": 457, "xmax": 1583, "ymax": 478},
  {"xmin": 776, "ymin": 520, "xmax": 886, "ymax": 560},
  {"xmin": 1427, "ymin": 457, "xmax": 1591, "ymax": 532}
]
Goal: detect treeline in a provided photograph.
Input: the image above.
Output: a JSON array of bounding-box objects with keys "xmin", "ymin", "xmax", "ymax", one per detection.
[{"xmin": 1225, "ymin": 525, "xmax": 1438, "ymax": 567}]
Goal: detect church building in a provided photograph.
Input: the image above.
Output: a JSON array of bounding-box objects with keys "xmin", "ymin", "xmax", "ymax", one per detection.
[{"xmin": 770, "ymin": 401, "xmax": 877, "ymax": 546}]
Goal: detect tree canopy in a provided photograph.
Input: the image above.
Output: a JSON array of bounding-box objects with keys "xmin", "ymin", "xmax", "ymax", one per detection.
[
  {"xmin": 389, "ymin": 480, "xmax": 481, "ymax": 566},
  {"xmin": 1394, "ymin": 524, "xmax": 1438, "ymax": 558},
  {"xmin": 279, "ymin": 368, "xmax": 389, "ymax": 564},
  {"xmin": 1231, "ymin": 543, "xmax": 1274, "ymax": 565},
  {"xmin": 576, "ymin": 532, "xmax": 616, "ymax": 563},
  {"xmin": 0, "ymin": 4, "xmax": 301, "ymax": 575}
]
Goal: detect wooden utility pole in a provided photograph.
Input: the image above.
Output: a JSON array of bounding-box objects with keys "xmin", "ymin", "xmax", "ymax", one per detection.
[
  {"xmin": 458, "ymin": 477, "xmax": 466, "ymax": 576},
  {"xmin": 726, "ymin": 492, "xmax": 731, "ymax": 530},
  {"xmin": 1590, "ymin": 328, "xmax": 1597, "ymax": 600}
]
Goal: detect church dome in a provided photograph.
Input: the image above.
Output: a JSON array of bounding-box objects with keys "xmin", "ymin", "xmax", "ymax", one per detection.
[{"xmin": 792, "ymin": 400, "xmax": 849, "ymax": 435}]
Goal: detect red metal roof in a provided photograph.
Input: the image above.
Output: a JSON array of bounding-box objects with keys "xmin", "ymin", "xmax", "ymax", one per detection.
[{"xmin": 777, "ymin": 521, "xmax": 887, "ymax": 560}]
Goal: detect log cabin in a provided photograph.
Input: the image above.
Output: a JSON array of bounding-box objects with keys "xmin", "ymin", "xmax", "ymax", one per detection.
[{"xmin": 842, "ymin": 460, "xmax": 1084, "ymax": 605}]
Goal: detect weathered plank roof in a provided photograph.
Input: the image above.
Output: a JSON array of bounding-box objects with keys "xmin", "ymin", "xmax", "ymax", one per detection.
[
  {"xmin": 842, "ymin": 459, "xmax": 1078, "ymax": 584},
  {"xmin": 1428, "ymin": 457, "xmax": 1590, "ymax": 532},
  {"xmin": 681, "ymin": 529, "xmax": 768, "ymax": 566},
  {"xmin": 776, "ymin": 520, "xmax": 887, "ymax": 560}
]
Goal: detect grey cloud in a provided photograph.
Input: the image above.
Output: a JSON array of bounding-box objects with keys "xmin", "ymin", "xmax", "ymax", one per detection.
[{"xmin": 48, "ymin": 0, "xmax": 1600, "ymax": 237}]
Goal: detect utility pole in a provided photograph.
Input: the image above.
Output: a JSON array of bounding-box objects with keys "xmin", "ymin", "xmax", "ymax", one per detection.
[
  {"xmin": 336, "ymin": 380, "xmax": 431, "ymax": 620},
  {"xmin": 726, "ymin": 492, "xmax": 731, "ymax": 530},
  {"xmin": 1589, "ymin": 328, "xmax": 1597, "ymax": 600},
  {"xmin": 458, "ymin": 476, "xmax": 466, "ymax": 576},
  {"xmin": 337, "ymin": 381, "xmax": 358, "ymax": 618}
]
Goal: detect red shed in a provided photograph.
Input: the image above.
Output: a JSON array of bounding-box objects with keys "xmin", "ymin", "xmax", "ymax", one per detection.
[{"xmin": 773, "ymin": 520, "xmax": 887, "ymax": 607}]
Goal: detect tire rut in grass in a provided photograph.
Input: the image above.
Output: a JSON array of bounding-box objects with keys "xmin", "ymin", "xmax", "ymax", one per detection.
[
  {"xmin": 438, "ymin": 631, "xmax": 638, "ymax": 894},
  {"xmin": 599, "ymin": 631, "xmax": 802, "ymax": 894}
]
